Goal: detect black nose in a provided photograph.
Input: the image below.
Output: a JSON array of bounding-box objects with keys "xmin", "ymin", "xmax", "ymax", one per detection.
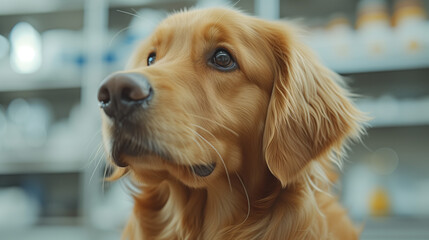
[{"xmin": 98, "ymin": 73, "xmax": 153, "ymax": 119}]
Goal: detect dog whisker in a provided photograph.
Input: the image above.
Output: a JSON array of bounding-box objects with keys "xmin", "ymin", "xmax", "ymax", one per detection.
[
  {"xmin": 231, "ymin": 0, "xmax": 242, "ymax": 8},
  {"xmin": 185, "ymin": 126, "xmax": 232, "ymax": 192},
  {"xmin": 188, "ymin": 113, "xmax": 239, "ymax": 136},
  {"xmin": 191, "ymin": 124, "xmax": 231, "ymax": 178},
  {"xmin": 236, "ymin": 172, "xmax": 250, "ymax": 224},
  {"xmin": 189, "ymin": 164, "xmax": 197, "ymax": 181},
  {"xmin": 178, "ymin": 134, "xmax": 199, "ymax": 182},
  {"xmin": 116, "ymin": 9, "xmax": 142, "ymax": 19},
  {"xmin": 85, "ymin": 142, "xmax": 104, "ymax": 170},
  {"xmin": 190, "ymin": 124, "xmax": 218, "ymax": 142},
  {"xmin": 222, "ymin": 172, "xmax": 250, "ymax": 235},
  {"xmin": 130, "ymin": 8, "xmax": 139, "ymax": 15},
  {"xmin": 102, "ymin": 159, "xmax": 109, "ymax": 194},
  {"xmin": 85, "ymin": 129, "xmax": 102, "ymax": 151},
  {"xmin": 109, "ymin": 26, "xmax": 131, "ymax": 47},
  {"xmin": 188, "ymin": 129, "xmax": 208, "ymax": 158},
  {"xmin": 109, "ymin": 9, "xmax": 144, "ymax": 47},
  {"xmin": 89, "ymin": 152, "xmax": 105, "ymax": 185},
  {"xmin": 85, "ymin": 130, "xmax": 102, "ymax": 167}
]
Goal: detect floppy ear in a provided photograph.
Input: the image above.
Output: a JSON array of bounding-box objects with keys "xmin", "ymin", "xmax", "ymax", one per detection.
[{"xmin": 261, "ymin": 22, "xmax": 365, "ymax": 187}]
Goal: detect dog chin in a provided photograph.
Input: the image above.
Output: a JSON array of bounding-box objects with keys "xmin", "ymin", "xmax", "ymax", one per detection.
[{"xmin": 110, "ymin": 138, "xmax": 216, "ymax": 177}]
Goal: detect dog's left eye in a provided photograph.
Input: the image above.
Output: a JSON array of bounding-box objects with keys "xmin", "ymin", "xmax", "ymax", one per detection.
[
  {"xmin": 147, "ymin": 52, "xmax": 156, "ymax": 66},
  {"xmin": 210, "ymin": 49, "xmax": 237, "ymax": 71}
]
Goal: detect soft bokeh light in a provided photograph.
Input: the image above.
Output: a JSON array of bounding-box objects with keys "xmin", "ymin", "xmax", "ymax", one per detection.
[{"xmin": 10, "ymin": 22, "xmax": 42, "ymax": 74}]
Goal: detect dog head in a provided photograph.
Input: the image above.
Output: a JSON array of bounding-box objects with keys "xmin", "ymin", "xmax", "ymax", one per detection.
[{"xmin": 98, "ymin": 8, "xmax": 364, "ymax": 188}]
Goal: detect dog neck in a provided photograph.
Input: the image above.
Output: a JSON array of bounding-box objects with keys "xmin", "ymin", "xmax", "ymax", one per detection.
[
  {"xmin": 129, "ymin": 157, "xmax": 292, "ymax": 239},
  {"xmin": 129, "ymin": 169, "xmax": 332, "ymax": 240}
]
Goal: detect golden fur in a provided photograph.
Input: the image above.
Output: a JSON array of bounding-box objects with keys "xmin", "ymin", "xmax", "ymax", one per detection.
[{"xmin": 100, "ymin": 8, "xmax": 366, "ymax": 240}]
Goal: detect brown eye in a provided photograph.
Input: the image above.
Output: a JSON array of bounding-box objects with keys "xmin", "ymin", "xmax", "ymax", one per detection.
[
  {"xmin": 210, "ymin": 49, "xmax": 237, "ymax": 71},
  {"xmin": 147, "ymin": 52, "xmax": 156, "ymax": 66}
]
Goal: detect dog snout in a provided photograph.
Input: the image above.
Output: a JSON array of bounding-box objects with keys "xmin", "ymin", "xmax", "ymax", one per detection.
[{"xmin": 98, "ymin": 73, "xmax": 153, "ymax": 119}]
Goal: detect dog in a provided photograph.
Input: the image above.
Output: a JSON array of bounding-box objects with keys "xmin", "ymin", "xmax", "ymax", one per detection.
[{"xmin": 98, "ymin": 8, "xmax": 365, "ymax": 240}]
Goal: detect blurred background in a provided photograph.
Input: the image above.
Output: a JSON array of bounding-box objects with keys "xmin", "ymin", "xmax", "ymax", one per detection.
[{"xmin": 0, "ymin": 0, "xmax": 428, "ymax": 239}]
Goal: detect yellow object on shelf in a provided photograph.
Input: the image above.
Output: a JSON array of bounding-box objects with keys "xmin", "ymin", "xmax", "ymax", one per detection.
[
  {"xmin": 356, "ymin": 0, "xmax": 390, "ymax": 29},
  {"xmin": 369, "ymin": 187, "xmax": 390, "ymax": 217},
  {"xmin": 393, "ymin": 0, "xmax": 428, "ymax": 54},
  {"xmin": 392, "ymin": 0, "xmax": 426, "ymax": 26}
]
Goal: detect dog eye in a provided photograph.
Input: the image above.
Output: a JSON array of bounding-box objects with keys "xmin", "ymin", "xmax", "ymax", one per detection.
[
  {"xmin": 211, "ymin": 49, "xmax": 237, "ymax": 71},
  {"xmin": 147, "ymin": 52, "xmax": 156, "ymax": 66},
  {"xmin": 214, "ymin": 50, "xmax": 231, "ymax": 67}
]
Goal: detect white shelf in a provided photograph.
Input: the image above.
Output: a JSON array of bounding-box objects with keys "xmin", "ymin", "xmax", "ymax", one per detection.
[
  {"xmin": 0, "ymin": 148, "xmax": 86, "ymax": 174},
  {"xmin": 0, "ymin": 79, "xmax": 81, "ymax": 92},
  {"xmin": 326, "ymin": 54, "xmax": 429, "ymax": 74},
  {"xmin": 357, "ymin": 98, "xmax": 429, "ymax": 128},
  {"xmin": 0, "ymin": 160, "xmax": 85, "ymax": 175},
  {"xmin": 369, "ymin": 118, "xmax": 429, "ymax": 128},
  {"xmin": 0, "ymin": 72, "xmax": 82, "ymax": 92}
]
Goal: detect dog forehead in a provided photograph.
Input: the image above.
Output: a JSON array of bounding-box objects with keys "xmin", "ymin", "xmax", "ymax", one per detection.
[
  {"xmin": 163, "ymin": 8, "xmax": 242, "ymax": 25},
  {"xmin": 155, "ymin": 8, "xmax": 246, "ymax": 42}
]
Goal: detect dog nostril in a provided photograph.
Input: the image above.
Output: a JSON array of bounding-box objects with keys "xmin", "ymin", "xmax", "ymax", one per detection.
[
  {"xmin": 121, "ymin": 85, "xmax": 151, "ymax": 103},
  {"xmin": 98, "ymin": 86, "xmax": 111, "ymax": 108}
]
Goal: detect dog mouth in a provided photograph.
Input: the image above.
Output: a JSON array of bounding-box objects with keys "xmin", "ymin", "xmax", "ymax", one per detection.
[
  {"xmin": 110, "ymin": 135, "xmax": 217, "ymax": 177},
  {"xmin": 192, "ymin": 162, "xmax": 216, "ymax": 177},
  {"xmin": 111, "ymin": 138, "xmax": 143, "ymax": 167}
]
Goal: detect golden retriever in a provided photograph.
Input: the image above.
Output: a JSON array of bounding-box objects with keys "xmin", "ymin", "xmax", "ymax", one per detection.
[{"xmin": 98, "ymin": 8, "xmax": 365, "ymax": 240}]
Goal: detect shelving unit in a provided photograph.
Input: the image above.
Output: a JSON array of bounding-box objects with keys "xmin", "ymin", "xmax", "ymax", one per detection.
[{"xmin": 0, "ymin": 1, "xmax": 91, "ymax": 238}]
